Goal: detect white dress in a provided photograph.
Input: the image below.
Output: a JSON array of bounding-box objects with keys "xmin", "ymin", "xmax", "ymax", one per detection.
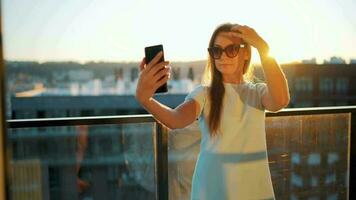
[{"xmin": 184, "ymin": 82, "xmax": 275, "ymax": 200}]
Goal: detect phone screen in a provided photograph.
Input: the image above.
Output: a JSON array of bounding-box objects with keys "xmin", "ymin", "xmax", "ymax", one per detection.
[{"xmin": 144, "ymin": 44, "xmax": 168, "ymax": 93}]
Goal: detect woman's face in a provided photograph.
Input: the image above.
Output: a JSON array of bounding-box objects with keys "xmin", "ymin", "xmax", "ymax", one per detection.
[{"xmin": 213, "ymin": 31, "xmax": 247, "ymax": 82}]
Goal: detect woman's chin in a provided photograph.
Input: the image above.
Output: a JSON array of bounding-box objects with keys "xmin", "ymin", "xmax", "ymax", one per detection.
[
  {"xmin": 218, "ymin": 64, "xmax": 234, "ymax": 68},
  {"xmin": 218, "ymin": 68, "xmax": 235, "ymax": 74},
  {"xmin": 220, "ymin": 72, "xmax": 236, "ymax": 78}
]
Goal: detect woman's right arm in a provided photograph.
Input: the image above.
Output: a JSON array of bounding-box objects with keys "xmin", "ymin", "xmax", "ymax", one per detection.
[
  {"xmin": 135, "ymin": 52, "xmax": 199, "ymax": 129},
  {"xmin": 140, "ymin": 98, "xmax": 199, "ymax": 130}
]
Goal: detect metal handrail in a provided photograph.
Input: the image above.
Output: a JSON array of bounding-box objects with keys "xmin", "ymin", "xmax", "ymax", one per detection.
[
  {"xmin": 6, "ymin": 106, "xmax": 356, "ymax": 128},
  {"xmin": 6, "ymin": 114, "xmax": 155, "ymax": 128},
  {"xmin": 266, "ymin": 105, "xmax": 356, "ymax": 116}
]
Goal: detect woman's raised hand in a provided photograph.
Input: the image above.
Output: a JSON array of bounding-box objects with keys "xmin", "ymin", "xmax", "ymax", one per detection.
[
  {"xmin": 230, "ymin": 25, "xmax": 269, "ymax": 55},
  {"xmin": 135, "ymin": 51, "xmax": 171, "ymax": 104}
]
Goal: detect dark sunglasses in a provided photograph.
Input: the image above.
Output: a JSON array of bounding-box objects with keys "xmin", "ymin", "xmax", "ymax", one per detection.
[{"xmin": 208, "ymin": 44, "xmax": 245, "ymax": 59}]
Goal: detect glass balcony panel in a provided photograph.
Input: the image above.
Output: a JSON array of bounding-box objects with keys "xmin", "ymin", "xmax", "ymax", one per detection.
[
  {"xmin": 8, "ymin": 122, "xmax": 157, "ymax": 200},
  {"xmin": 167, "ymin": 113, "xmax": 350, "ymax": 200}
]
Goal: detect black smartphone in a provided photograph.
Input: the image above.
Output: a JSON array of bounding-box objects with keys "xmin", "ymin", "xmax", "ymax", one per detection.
[{"xmin": 144, "ymin": 44, "xmax": 168, "ymax": 93}]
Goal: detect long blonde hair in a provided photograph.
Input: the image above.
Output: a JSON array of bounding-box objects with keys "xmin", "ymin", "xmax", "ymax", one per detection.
[{"xmin": 202, "ymin": 23, "xmax": 254, "ymax": 137}]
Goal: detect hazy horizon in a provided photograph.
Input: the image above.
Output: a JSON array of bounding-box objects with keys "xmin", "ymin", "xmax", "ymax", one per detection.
[{"xmin": 3, "ymin": 0, "xmax": 356, "ymax": 65}]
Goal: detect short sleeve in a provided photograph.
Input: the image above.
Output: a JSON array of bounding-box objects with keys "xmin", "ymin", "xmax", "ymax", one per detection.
[
  {"xmin": 255, "ymin": 82, "xmax": 268, "ymax": 110},
  {"xmin": 184, "ymin": 85, "xmax": 207, "ymax": 117}
]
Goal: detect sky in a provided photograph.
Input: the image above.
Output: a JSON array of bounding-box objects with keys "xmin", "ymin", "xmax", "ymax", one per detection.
[{"xmin": 2, "ymin": 0, "xmax": 356, "ymax": 64}]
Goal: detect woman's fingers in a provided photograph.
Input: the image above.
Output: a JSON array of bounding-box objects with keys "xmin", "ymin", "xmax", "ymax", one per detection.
[
  {"xmin": 231, "ymin": 25, "xmax": 242, "ymax": 33},
  {"xmin": 137, "ymin": 52, "xmax": 170, "ymax": 93},
  {"xmin": 155, "ymin": 73, "xmax": 170, "ymax": 89},
  {"xmin": 230, "ymin": 32, "xmax": 243, "ymax": 38},
  {"xmin": 231, "ymin": 25, "xmax": 252, "ymax": 35},
  {"xmin": 149, "ymin": 61, "xmax": 170, "ymax": 76},
  {"xmin": 231, "ymin": 25, "xmax": 246, "ymax": 32},
  {"xmin": 153, "ymin": 66, "xmax": 170, "ymax": 82},
  {"xmin": 146, "ymin": 51, "xmax": 163, "ymax": 72},
  {"xmin": 139, "ymin": 57, "xmax": 146, "ymax": 71},
  {"xmin": 230, "ymin": 25, "xmax": 256, "ymax": 45},
  {"xmin": 139, "ymin": 61, "xmax": 170, "ymax": 85},
  {"xmin": 230, "ymin": 25, "xmax": 246, "ymax": 41}
]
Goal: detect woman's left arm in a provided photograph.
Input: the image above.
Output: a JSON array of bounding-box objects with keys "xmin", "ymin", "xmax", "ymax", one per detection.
[
  {"xmin": 231, "ymin": 25, "xmax": 290, "ymax": 111},
  {"xmin": 258, "ymin": 44, "xmax": 290, "ymax": 111}
]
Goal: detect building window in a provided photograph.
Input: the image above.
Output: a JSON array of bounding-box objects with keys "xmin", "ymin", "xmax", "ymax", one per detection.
[
  {"xmin": 335, "ymin": 77, "xmax": 348, "ymax": 94},
  {"xmin": 294, "ymin": 100, "xmax": 313, "ymax": 107},
  {"xmin": 130, "ymin": 68, "xmax": 139, "ymax": 82},
  {"xmin": 335, "ymin": 101, "xmax": 348, "ymax": 106},
  {"xmin": 319, "ymin": 101, "xmax": 334, "ymax": 107},
  {"xmin": 188, "ymin": 67, "xmax": 195, "ymax": 81},
  {"xmin": 172, "ymin": 67, "xmax": 181, "ymax": 80},
  {"xmin": 295, "ymin": 76, "xmax": 313, "ymax": 93},
  {"xmin": 319, "ymin": 77, "xmax": 333, "ymax": 94}
]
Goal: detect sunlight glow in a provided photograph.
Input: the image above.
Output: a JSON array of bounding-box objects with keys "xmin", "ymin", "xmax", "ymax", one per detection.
[{"xmin": 3, "ymin": 0, "xmax": 356, "ymax": 64}]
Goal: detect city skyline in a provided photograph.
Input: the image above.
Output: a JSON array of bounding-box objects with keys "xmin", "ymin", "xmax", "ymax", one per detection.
[{"xmin": 3, "ymin": 0, "xmax": 356, "ymax": 64}]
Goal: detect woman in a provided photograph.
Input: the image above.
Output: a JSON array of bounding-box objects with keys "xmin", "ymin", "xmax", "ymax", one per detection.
[{"xmin": 136, "ymin": 23, "xmax": 290, "ymax": 200}]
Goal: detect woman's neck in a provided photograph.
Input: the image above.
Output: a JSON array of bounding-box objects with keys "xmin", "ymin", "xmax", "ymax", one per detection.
[{"xmin": 222, "ymin": 77, "xmax": 245, "ymax": 84}]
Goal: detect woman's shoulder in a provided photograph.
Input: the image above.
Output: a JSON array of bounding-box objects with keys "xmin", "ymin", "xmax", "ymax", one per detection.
[
  {"xmin": 235, "ymin": 82, "xmax": 268, "ymax": 103},
  {"xmin": 185, "ymin": 84, "xmax": 209, "ymax": 99},
  {"xmin": 184, "ymin": 84, "xmax": 209, "ymax": 105},
  {"xmin": 244, "ymin": 81, "xmax": 266, "ymax": 87},
  {"xmin": 190, "ymin": 84, "xmax": 210, "ymax": 93},
  {"xmin": 243, "ymin": 81, "xmax": 267, "ymax": 92}
]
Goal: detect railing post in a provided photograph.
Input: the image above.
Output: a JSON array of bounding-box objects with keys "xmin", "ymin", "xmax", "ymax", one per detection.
[
  {"xmin": 155, "ymin": 122, "xmax": 169, "ymax": 200},
  {"xmin": 350, "ymin": 110, "xmax": 356, "ymax": 199},
  {"xmin": 0, "ymin": 9, "xmax": 7, "ymax": 200}
]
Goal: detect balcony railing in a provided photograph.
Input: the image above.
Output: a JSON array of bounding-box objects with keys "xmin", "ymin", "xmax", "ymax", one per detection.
[{"xmin": 5, "ymin": 106, "xmax": 356, "ymax": 200}]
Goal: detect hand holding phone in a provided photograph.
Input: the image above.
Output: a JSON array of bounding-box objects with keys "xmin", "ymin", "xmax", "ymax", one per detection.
[{"xmin": 144, "ymin": 44, "xmax": 168, "ymax": 93}]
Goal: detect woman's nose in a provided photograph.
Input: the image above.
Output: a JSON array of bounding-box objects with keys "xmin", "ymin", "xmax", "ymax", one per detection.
[{"xmin": 220, "ymin": 51, "xmax": 229, "ymax": 59}]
